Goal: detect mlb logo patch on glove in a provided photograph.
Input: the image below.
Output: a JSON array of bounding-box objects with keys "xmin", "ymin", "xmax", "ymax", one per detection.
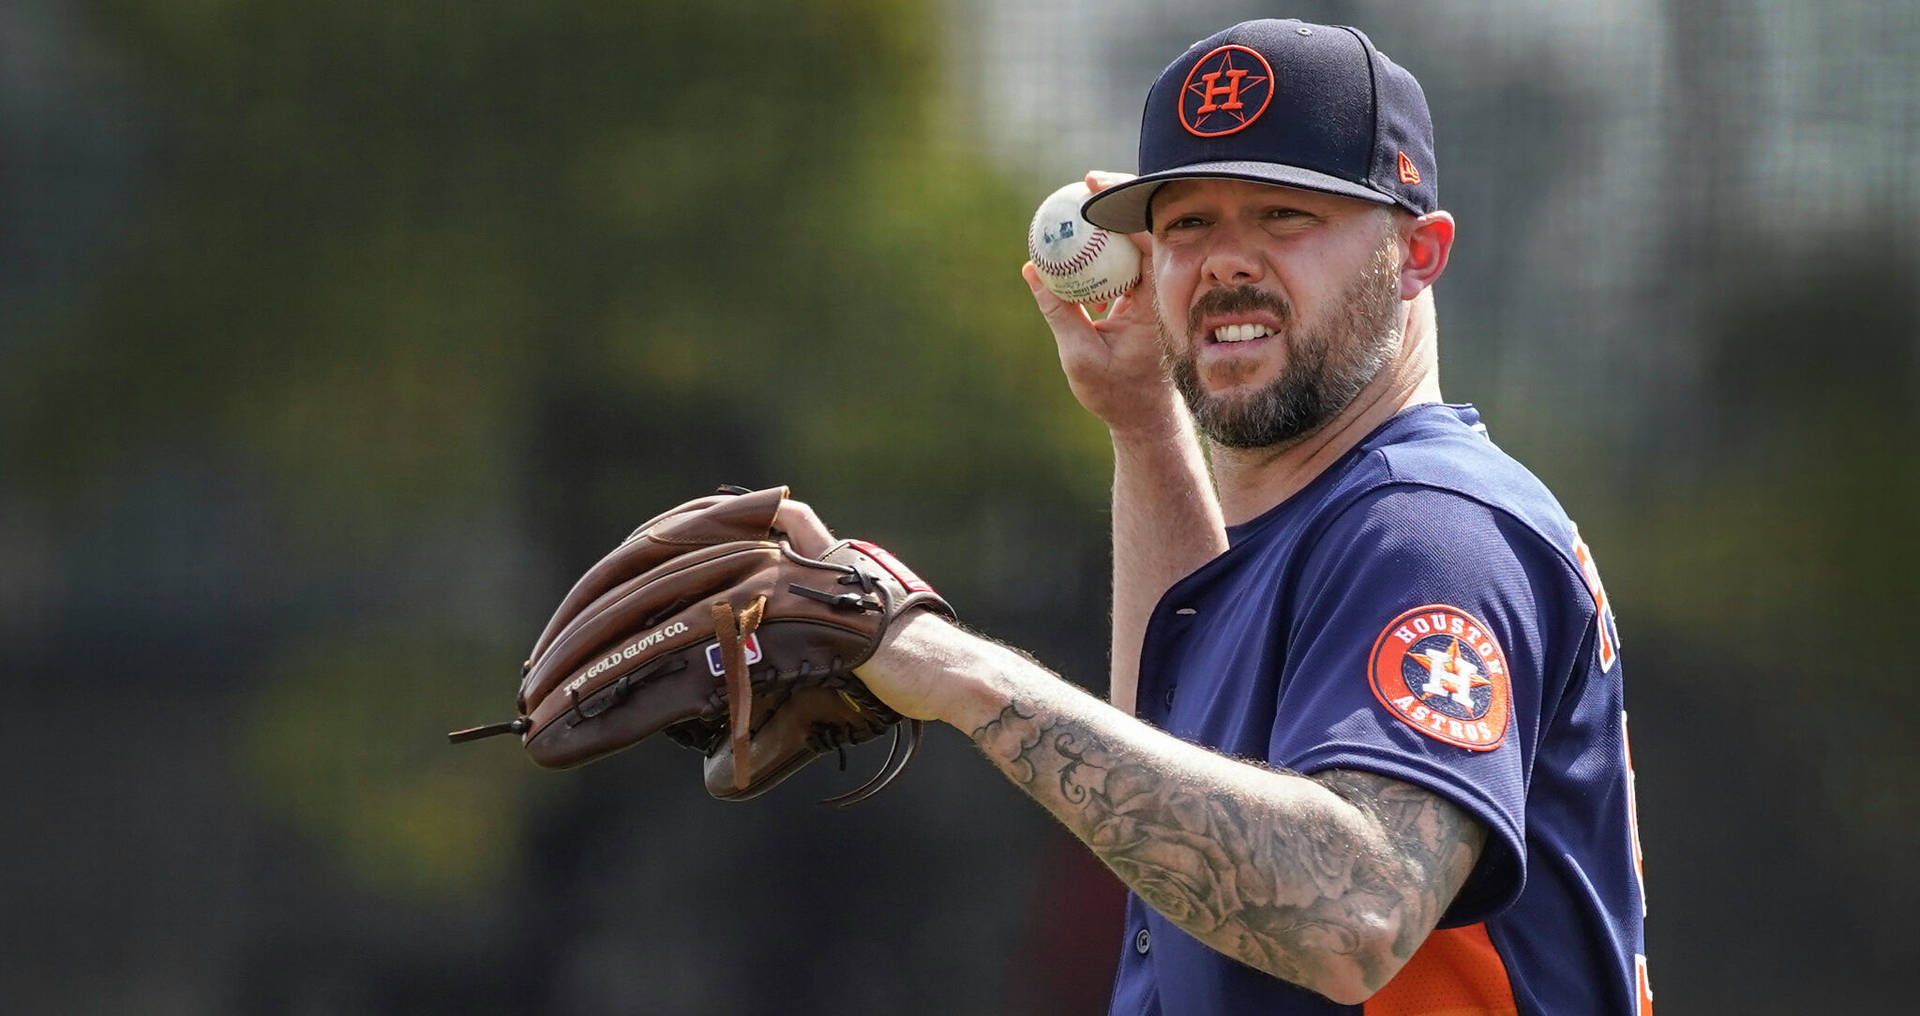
[{"xmin": 707, "ymin": 633, "xmax": 763, "ymax": 676}]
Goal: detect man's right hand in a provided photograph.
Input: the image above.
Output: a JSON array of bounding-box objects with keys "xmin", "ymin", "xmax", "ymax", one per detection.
[{"xmin": 1023, "ymin": 171, "xmax": 1183, "ymax": 439}]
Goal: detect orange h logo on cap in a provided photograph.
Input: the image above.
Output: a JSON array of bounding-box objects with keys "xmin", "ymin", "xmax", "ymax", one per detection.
[
  {"xmin": 1179, "ymin": 45, "xmax": 1275, "ymax": 138},
  {"xmin": 1195, "ymin": 68, "xmax": 1250, "ymax": 112}
]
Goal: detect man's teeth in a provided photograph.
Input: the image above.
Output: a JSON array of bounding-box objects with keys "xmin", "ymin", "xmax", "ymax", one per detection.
[{"xmin": 1212, "ymin": 323, "xmax": 1275, "ymax": 343}]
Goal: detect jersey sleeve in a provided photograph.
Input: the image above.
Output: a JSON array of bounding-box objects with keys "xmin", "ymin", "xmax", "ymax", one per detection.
[{"xmin": 1270, "ymin": 483, "xmax": 1584, "ymax": 925}]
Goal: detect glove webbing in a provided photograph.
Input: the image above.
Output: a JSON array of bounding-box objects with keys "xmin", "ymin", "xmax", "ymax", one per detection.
[{"xmin": 712, "ymin": 595, "xmax": 768, "ymax": 791}]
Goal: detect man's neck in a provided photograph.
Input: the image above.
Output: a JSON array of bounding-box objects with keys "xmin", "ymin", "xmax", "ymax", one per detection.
[{"xmin": 1208, "ymin": 303, "xmax": 1442, "ymax": 526}]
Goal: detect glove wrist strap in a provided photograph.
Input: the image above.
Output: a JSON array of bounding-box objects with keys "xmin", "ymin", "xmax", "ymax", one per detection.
[{"xmin": 713, "ymin": 596, "xmax": 768, "ymax": 791}]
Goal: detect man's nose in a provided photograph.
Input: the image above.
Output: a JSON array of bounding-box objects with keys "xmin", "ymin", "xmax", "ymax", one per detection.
[{"xmin": 1200, "ymin": 226, "xmax": 1264, "ymax": 287}]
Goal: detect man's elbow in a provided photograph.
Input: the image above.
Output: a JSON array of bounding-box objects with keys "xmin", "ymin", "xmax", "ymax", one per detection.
[
  {"xmin": 1320, "ymin": 980, "xmax": 1375, "ymax": 1007},
  {"xmin": 1291, "ymin": 918, "xmax": 1416, "ymax": 1005},
  {"xmin": 1316, "ymin": 967, "xmax": 1392, "ymax": 1007}
]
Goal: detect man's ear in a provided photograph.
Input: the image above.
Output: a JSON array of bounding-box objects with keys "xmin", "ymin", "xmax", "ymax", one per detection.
[{"xmin": 1399, "ymin": 211, "xmax": 1455, "ymax": 300}]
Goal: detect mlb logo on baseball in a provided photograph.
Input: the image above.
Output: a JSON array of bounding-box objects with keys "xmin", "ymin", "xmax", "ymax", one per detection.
[
  {"xmin": 1026, "ymin": 181, "xmax": 1141, "ymax": 306},
  {"xmin": 706, "ymin": 633, "xmax": 763, "ymax": 676}
]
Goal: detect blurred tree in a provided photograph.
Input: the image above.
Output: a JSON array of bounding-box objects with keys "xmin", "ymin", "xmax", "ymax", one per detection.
[
  {"xmin": 1601, "ymin": 228, "xmax": 1920, "ymax": 1007},
  {"xmin": 1628, "ymin": 230, "xmax": 1918, "ymax": 859},
  {"xmin": 6, "ymin": 0, "xmax": 1114, "ymax": 997}
]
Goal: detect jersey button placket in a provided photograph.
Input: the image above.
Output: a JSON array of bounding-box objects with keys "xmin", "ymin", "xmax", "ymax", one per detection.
[{"xmin": 1165, "ymin": 607, "xmax": 1196, "ymax": 708}]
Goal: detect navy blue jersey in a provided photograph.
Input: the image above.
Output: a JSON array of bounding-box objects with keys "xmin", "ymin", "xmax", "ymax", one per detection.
[{"xmin": 1107, "ymin": 404, "xmax": 1649, "ymax": 1016}]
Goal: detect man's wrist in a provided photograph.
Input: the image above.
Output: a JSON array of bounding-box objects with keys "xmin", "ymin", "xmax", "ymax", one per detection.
[
  {"xmin": 858, "ymin": 611, "xmax": 1010, "ymax": 729},
  {"xmin": 1105, "ymin": 391, "xmax": 1198, "ymax": 446}
]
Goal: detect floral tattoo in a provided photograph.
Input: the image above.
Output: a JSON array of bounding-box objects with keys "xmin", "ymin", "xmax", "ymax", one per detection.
[{"xmin": 969, "ymin": 698, "xmax": 1485, "ymax": 994}]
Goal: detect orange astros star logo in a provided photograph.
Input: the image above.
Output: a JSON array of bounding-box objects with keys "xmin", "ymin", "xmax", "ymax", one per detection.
[
  {"xmin": 1179, "ymin": 44, "xmax": 1275, "ymax": 138},
  {"xmin": 1368, "ymin": 605, "xmax": 1512, "ymax": 750},
  {"xmin": 1408, "ymin": 637, "xmax": 1495, "ymax": 709}
]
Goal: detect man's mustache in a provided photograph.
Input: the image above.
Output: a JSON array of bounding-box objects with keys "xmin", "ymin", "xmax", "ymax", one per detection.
[{"xmin": 1187, "ymin": 286, "xmax": 1294, "ymax": 339}]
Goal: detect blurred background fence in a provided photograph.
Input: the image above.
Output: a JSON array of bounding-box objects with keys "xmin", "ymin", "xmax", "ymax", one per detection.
[{"xmin": 3, "ymin": 0, "xmax": 1916, "ymax": 1012}]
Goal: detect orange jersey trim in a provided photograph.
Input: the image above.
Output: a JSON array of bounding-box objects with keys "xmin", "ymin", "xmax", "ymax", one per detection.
[{"xmin": 1364, "ymin": 923, "xmax": 1519, "ymax": 1016}]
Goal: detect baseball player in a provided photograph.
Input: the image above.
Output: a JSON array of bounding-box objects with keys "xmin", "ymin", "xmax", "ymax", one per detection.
[{"xmin": 772, "ymin": 18, "xmax": 1651, "ymax": 1014}]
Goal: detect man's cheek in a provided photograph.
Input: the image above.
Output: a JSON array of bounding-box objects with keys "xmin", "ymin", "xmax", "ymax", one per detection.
[{"xmin": 1150, "ymin": 284, "xmax": 1189, "ymax": 352}]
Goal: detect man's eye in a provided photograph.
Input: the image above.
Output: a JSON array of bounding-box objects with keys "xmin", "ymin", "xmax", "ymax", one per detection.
[
  {"xmin": 1265, "ymin": 207, "xmax": 1304, "ymax": 220},
  {"xmin": 1167, "ymin": 215, "xmax": 1206, "ymax": 230}
]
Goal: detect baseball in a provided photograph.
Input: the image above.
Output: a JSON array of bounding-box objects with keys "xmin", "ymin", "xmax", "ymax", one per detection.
[{"xmin": 1026, "ymin": 182, "xmax": 1141, "ymax": 305}]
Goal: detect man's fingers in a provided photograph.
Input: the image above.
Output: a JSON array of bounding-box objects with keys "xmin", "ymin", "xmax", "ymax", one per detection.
[
  {"xmin": 1020, "ymin": 260, "xmax": 1049, "ymax": 296},
  {"xmin": 1085, "ymin": 170, "xmax": 1136, "ymax": 194},
  {"xmin": 1023, "ymin": 262, "xmax": 1097, "ymax": 334},
  {"xmin": 773, "ymin": 499, "xmax": 835, "ymax": 558},
  {"xmin": 1091, "ymin": 241, "xmax": 1153, "ymax": 328}
]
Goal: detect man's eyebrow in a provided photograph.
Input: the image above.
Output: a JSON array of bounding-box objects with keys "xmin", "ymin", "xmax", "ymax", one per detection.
[{"xmin": 1148, "ymin": 186, "xmax": 1202, "ymax": 230}]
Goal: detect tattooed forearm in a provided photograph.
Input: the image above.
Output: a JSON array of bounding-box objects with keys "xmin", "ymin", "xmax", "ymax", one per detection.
[
  {"xmin": 969, "ymin": 698, "xmax": 1485, "ymax": 1001},
  {"xmin": 1314, "ymin": 768, "xmax": 1488, "ymax": 961}
]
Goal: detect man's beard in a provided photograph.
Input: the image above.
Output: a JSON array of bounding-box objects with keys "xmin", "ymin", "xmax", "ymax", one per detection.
[{"xmin": 1162, "ymin": 244, "xmax": 1403, "ymax": 450}]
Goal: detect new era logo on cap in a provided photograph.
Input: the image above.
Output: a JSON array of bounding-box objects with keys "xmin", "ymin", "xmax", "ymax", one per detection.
[
  {"xmin": 1083, "ymin": 19, "xmax": 1439, "ymax": 234},
  {"xmin": 1398, "ymin": 151, "xmax": 1422, "ymax": 185}
]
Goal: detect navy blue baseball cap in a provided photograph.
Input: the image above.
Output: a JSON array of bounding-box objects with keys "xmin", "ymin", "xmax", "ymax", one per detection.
[{"xmin": 1082, "ymin": 19, "xmax": 1438, "ymax": 234}]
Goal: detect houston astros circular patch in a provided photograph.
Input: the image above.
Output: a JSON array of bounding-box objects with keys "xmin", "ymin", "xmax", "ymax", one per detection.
[{"xmin": 1368, "ymin": 605, "xmax": 1512, "ymax": 750}]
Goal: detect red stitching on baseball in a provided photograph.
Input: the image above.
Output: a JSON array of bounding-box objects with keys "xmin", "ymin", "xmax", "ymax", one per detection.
[
  {"xmin": 1080, "ymin": 275, "xmax": 1136, "ymax": 304},
  {"xmin": 1030, "ymin": 229, "xmax": 1108, "ymax": 275}
]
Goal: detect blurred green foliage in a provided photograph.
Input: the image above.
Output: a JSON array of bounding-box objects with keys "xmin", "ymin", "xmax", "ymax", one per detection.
[
  {"xmin": 1618, "ymin": 241, "xmax": 1920, "ymax": 871},
  {"xmin": 238, "ymin": 624, "xmax": 533, "ymax": 895},
  {"xmin": 15, "ymin": 0, "xmax": 1109, "ymax": 896}
]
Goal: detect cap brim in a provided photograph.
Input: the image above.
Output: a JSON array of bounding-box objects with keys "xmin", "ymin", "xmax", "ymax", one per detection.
[{"xmin": 1080, "ymin": 162, "xmax": 1395, "ymax": 234}]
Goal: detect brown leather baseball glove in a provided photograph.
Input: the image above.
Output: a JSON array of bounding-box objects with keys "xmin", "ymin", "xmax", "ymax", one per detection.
[{"xmin": 449, "ymin": 486, "xmax": 952, "ymax": 806}]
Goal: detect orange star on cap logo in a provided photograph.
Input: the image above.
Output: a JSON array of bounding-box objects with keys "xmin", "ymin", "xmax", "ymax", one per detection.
[
  {"xmin": 1179, "ymin": 45, "xmax": 1275, "ymax": 138},
  {"xmin": 1368, "ymin": 605, "xmax": 1512, "ymax": 750}
]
